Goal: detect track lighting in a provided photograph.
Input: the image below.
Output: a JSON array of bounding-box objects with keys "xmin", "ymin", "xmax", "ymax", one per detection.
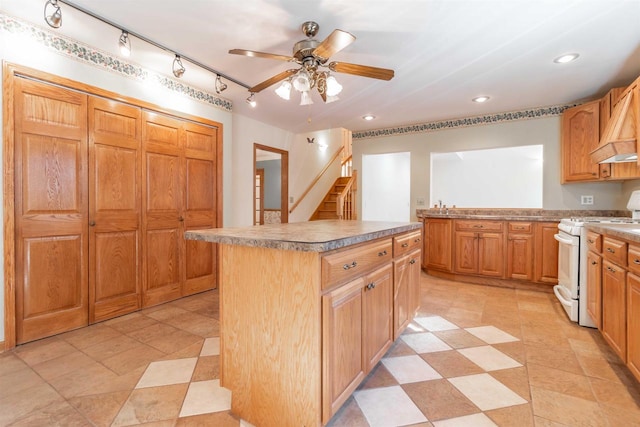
[
  {"xmin": 118, "ymin": 31, "xmax": 131, "ymax": 57},
  {"xmin": 44, "ymin": 0, "xmax": 62, "ymax": 28},
  {"xmin": 246, "ymin": 93, "xmax": 257, "ymax": 107},
  {"xmin": 215, "ymin": 75, "xmax": 228, "ymax": 93},
  {"xmin": 172, "ymin": 55, "xmax": 185, "ymax": 78}
]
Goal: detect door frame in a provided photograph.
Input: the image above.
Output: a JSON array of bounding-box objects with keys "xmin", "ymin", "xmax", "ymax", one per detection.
[
  {"xmin": 2, "ymin": 63, "xmax": 224, "ymax": 350},
  {"xmin": 254, "ymin": 143, "xmax": 289, "ymax": 224}
]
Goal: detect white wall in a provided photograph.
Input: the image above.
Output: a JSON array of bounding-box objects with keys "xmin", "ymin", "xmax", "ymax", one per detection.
[{"xmin": 353, "ymin": 116, "xmax": 625, "ymax": 221}]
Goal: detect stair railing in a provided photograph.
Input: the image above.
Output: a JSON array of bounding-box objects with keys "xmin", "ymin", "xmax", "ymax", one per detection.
[
  {"xmin": 341, "ymin": 155, "xmax": 352, "ymax": 177},
  {"xmin": 336, "ymin": 170, "xmax": 357, "ymax": 220},
  {"xmin": 289, "ymin": 146, "xmax": 344, "ymax": 215}
]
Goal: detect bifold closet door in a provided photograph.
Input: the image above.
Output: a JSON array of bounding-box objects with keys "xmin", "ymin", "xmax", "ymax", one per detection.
[
  {"xmin": 14, "ymin": 77, "xmax": 89, "ymax": 344},
  {"xmin": 88, "ymin": 97, "xmax": 142, "ymax": 323}
]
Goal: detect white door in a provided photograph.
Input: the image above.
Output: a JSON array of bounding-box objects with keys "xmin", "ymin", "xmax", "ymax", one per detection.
[{"xmin": 362, "ymin": 152, "xmax": 410, "ymax": 222}]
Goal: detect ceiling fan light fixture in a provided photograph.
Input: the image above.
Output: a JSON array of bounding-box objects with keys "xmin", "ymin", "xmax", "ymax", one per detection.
[
  {"xmin": 325, "ymin": 75, "xmax": 343, "ymax": 97},
  {"xmin": 44, "ymin": 0, "xmax": 62, "ymax": 28},
  {"xmin": 275, "ymin": 80, "xmax": 292, "ymax": 100},
  {"xmin": 300, "ymin": 90, "xmax": 314, "ymax": 106},
  {"xmin": 119, "ymin": 31, "xmax": 131, "ymax": 57},
  {"xmin": 325, "ymin": 95, "xmax": 339, "ymax": 104},
  {"xmin": 246, "ymin": 93, "xmax": 257, "ymax": 107},
  {"xmin": 293, "ymin": 71, "xmax": 311, "ymax": 92},
  {"xmin": 172, "ymin": 55, "xmax": 185, "ymax": 78},
  {"xmin": 215, "ymin": 75, "xmax": 228, "ymax": 93}
]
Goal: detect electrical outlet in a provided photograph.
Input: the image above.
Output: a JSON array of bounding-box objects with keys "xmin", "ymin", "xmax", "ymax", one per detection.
[
  {"xmin": 289, "ymin": 196, "xmax": 294, "ymax": 203},
  {"xmin": 416, "ymin": 197, "xmax": 425, "ymax": 206},
  {"xmin": 581, "ymin": 195, "xmax": 594, "ymax": 205}
]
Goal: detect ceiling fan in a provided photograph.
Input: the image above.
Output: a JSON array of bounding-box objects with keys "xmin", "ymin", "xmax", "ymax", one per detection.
[{"xmin": 229, "ymin": 21, "xmax": 395, "ymax": 105}]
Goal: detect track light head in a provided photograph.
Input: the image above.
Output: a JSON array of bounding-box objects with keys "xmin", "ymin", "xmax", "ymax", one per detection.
[
  {"xmin": 215, "ymin": 75, "xmax": 228, "ymax": 94},
  {"xmin": 172, "ymin": 55, "xmax": 185, "ymax": 78},
  {"xmin": 246, "ymin": 93, "xmax": 257, "ymax": 108},
  {"xmin": 44, "ymin": 0, "xmax": 62, "ymax": 28},
  {"xmin": 118, "ymin": 31, "xmax": 131, "ymax": 57}
]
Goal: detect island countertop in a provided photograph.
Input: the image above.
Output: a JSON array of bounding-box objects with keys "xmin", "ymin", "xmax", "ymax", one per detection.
[{"xmin": 185, "ymin": 219, "xmax": 422, "ymax": 252}]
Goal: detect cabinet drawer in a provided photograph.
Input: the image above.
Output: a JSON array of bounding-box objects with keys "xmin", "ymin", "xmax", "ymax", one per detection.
[
  {"xmin": 628, "ymin": 245, "xmax": 640, "ymax": 275},
  {"xmin": 393, "ymin": 230, "xmax": 422, "ymax": 256},
  {"xmin": 455, "ymin": 220, "xmax": 503, "ymax": 232},
  {"xmin": 586, "ymin": 231, "xmax": 602, "ymax": 253},
  {"xmin": 508, "ymin": 222, "xmax": 532, "ymax": 233},
  {"xmin": 603, "ymin": 237, "xmax": 627, "ymax": 267},
  {"xmin": 322, "ymin": 239, "xmax": 393, "ymax": 290}
]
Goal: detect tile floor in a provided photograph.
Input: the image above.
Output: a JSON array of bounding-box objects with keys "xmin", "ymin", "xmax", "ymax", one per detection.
[{"xmin": 2, "ymin": 274, "xmax": 640, "ymax": 426}]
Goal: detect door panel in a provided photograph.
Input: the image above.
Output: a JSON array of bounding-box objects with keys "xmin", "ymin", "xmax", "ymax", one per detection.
[
  {"xmin": 89, "ymin": 97, "xmax": 142, "ymax": 322},
  {"xmin": 14, "ymin": 77, "xmax": 89, "ymax": 344},
  {"xmin": 363, "ymin": 264, "xmax": 393, "ymax": 372}
]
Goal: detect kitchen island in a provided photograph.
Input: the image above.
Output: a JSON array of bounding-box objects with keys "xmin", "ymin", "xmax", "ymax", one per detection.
[{"xmin": 186, "ymin": 220, "xmax": 423, "ymax": 427}]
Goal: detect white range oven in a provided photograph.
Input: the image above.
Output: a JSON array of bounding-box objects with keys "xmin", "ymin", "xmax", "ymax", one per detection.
[{"xmin": 554, "ymin": 216, "xmax": 640, "ymax": 327}]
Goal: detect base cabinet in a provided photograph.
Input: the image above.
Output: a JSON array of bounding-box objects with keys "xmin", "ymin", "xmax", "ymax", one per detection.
[
  {"xmin": 393, "ymin": 249, "xmax": 421, "ymax": 339},
  {"xmin": 628, "ymin": 273, "xmax": 640, "ymax": 381},
  {"xmin": 602, "ymin": 259, "xmax": 627, "ymax": 361},
  {"xmin": 586, "ymin": 250, "xmax": 603, "ymax": 328},
  {"xmin": 423, "ymin": 218, "xmax": 452, "ymax": 271}
]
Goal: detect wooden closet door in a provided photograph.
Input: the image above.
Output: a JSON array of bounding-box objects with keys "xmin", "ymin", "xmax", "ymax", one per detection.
[
  {"xmin": 142, "ymin": 111, "xmax": 183, "ymax": 306},
  {"xmin": 14, "ymin": 77, "xmax": 89, "ymax": 344},
  {"xmin": 183, "ymin": 121, "xmax": 218, "ymax": 295},
  {"xmin": 89, "ymin": 97, "xmax": 142, "ymax": 322}
]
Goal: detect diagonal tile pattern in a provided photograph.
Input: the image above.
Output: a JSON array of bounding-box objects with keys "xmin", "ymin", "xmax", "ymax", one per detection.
[{"xmin": 1, "ymin": 274, "xmax": 640, "ymax": 426}]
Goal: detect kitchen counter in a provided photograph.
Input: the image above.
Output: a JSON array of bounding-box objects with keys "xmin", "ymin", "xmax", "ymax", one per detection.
[
  {"xmin": 418, "ymin": 208, "xmax": 627, "ymax": 221},
  {"xmin": 585, "ymin": 223, "xmax": 640, "ymax": 244},
  {"xmin": 185, "ymin": 219, "xmax": 422, "ymax": 252}
]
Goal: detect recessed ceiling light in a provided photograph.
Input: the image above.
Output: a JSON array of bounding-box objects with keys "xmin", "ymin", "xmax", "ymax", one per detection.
[
  {"xmin": 472, "ymin": 96, "xmax": 490, "ymax": 103},
  {"xmin": 362, "ymin": 114, "xmax": 376, "ymax": 121},
  {"xmin": 553, "ymin": 53, "xmax": 579, "ymax": 64}
]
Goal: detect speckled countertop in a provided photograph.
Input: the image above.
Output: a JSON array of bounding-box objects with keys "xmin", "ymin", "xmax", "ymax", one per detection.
[
  {"xmin": 417, "ymin": 208, "xmax": 628, "ymax": 222},
  {"xmin": 585, "ymin": 223, "xmax": 640, "ymax": 244},
  {"xmin": 185, "ymin": 220, "xmax": 423, "ymax": 252}
]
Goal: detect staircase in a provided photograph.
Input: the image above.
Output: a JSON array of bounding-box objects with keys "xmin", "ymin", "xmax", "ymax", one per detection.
[{"xmin": 310, "ymin": 176, "xmax": 354, "ymax": 220}]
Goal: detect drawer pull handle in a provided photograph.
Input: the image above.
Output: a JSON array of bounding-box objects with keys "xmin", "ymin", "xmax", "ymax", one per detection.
[
  {"xmin": 366, "ymin": 282, "xmax": 376, "ymax": 290},
  {"xmin": 89, "ymin": 220, "xmax": 96, "ymax": 227},
  {"xmin": 473, "ymin": 225, "xmax": 484, "ymax": 228},
  {"xmin": 587, "ymin": 239, "xmax": 594, "ymax": 244},
  {"xmin": 607, "ymin": 266, "xmax": 616, "ymax": 273},
  {"xmin": 606, "ymin": 248, "xmax": 615, "ymax": 253},
  {"xmin": 401, "ymin": 243, "xmax": 409, "ymax": 248},
  {"xmin": 410, "ymin": 259, "xmax": 416, "ymax": 265},
  {"xmin": 378, "ymin": 250, "xmax": 387, "ymax": 257},
  {"xmin": 343, "ymin": 261, "xmax": 357, "ymax": 270},
  {"xmin": 515, "ymin": 226, "xmax": 524, "ymax": 230},
  {"xmin": 414, "ymin": 238, "xmax": 421, "ymax": 243},
  {"xmin": 634, "ymin": 259, "xmax": 640, "ymax": 265}
]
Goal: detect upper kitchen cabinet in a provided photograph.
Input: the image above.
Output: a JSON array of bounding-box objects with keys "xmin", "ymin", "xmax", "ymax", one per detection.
[{"xmin": 561, "ymin": 100, "xmax": 601, "ymax": 182}]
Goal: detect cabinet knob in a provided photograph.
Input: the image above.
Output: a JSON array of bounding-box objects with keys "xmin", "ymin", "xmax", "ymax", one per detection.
[
  {"xmin": 343, "ymin": 261, "xmax": 357, "ymax": 270},
  {"xmin": 378, "ymin": 250, "xmax": 387, "ymax": 257},
  {"xmin": 410, "ymin": 259, "xmax": 416, "ymax": 264},
  {"xmin": 401, "ymin": 243, "xmax": 409, "ymax": 248},
  {"xmin": 178, "ymin": 216, "xmax": 185, "ymax": 222},
  {"xmin": 366, "ymin": 282, "xmax": 376, "ymax": 290},
  {"xmin": 634, "ymin": 259, "xmax": 640, "ymax": 265},
  {"xmin": 89, "ymin": 220, "xmax": 96, "ymax": 227},
  {"xmin": 606, "ymin": 247, "xmax": 615, "ymax": 253},
  {"xmin": 591, "ymin": 260, "xmax": 598, "ymax": 265}
]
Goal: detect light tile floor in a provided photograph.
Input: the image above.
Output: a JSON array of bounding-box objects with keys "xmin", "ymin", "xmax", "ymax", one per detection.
[{"xmin": 2, "ymin": 274, "xmax": 640, "ymax": 426}]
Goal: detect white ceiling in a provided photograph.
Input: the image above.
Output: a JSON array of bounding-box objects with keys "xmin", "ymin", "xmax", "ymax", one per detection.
[{"xmin": 3, "ymin": 0, "xmax": 640, "ymax": 134}]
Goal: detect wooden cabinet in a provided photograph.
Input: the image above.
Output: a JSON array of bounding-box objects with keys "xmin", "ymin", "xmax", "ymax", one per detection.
[
  {"xmin": 454, "ymin": 220, "xmax": 504, "ymax": 277},
  {"xmin": 393, "ymin": 249, "xmax": 421, "ymax": 339},
  {"xmin": 587, "ymin": 250, "xmax": 602, "ymax": 328},
  {"xmin": 628, "ymin": 273, "xmax": 640, "ymax": 381},
  {"xmin": 507, "ymin": 222, "xmax": 534, "ymax": 281},
  {"xmin": 363, "ymin": 264, "xmax": 394, "ymax": 372},
  {"xmin": 602, "ymin": 259, "xmax": 627, "ymax": 361},
  {"xmin": 561, "ymin": 100, "xmax": 601, "ymax": 183},
  {"xmin": 423, "ymin": 218, "xmax": 452, "ymax": 271},
  {"xmin": 534, "ymin": 222, "xmax": 560, "ymax": 284}
]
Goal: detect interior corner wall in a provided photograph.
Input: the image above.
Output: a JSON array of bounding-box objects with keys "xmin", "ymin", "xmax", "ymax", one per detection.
[{"xmin": 352, "ymin": 116, "xmax": 625, "ymax": 222}]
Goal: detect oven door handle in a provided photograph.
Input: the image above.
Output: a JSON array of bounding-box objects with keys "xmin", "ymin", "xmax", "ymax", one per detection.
[
  {"xmin": 553, "ymin": 285, "xmax": 573, "ymax": 307},
  {"xmin": 554, "ymin": 233, "xmax": 575, "ymax": 245}
]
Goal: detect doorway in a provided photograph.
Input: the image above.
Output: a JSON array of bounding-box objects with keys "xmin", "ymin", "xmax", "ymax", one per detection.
[
  {"xmin": 254, "ymin": 144, "xmax": 289, "ymax": 224},
  {"xmin": 362, "ymin": 152, "xmax": 411, "ymax": 222}
]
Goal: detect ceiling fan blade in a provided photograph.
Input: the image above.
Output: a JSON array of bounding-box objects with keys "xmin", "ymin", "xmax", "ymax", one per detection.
[
  {"xmin": 249, "ymin": 69, "xmax": 298, "ymax": 93},
  {"xmin": 229, "ymin": 49, "xmax": 294, "ymax": 62},
  {"xmin": 329, "ymin": 62, "xmax": 395, "ymax": 80},
  {"xmin": 312, "ymin": 29, "xmax": 356, "ymax": 62}
]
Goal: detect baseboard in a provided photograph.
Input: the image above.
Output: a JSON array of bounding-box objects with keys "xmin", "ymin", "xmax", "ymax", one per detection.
[{"xmin": 423, "ymin": 269, "xmax": 555, "ymax": 293}]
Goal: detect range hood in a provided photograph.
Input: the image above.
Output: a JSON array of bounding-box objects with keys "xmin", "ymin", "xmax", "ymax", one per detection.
[{"xmin": 590, "ymin": 82, "xmax": 639, "ymax": 164}]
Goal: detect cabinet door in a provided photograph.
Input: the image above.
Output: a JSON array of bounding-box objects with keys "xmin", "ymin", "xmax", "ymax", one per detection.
[
  {"xmin": 586, "ymin": 251, "xmax": 602, "ymax": 329},
  {"xmin": 507, "ymin": 233, "xmax": 533, "ymax": 280},
  {"xmin": 478, "ymin": 232, "xmax": 504, "ymax": 277},
  {"xmin": 393, "ymin": 249, "xmax": 421, "ymax": 340},
  {"xmin": 142, "ymin": 111, "xmax": 183, "ymax": 307},
  {"xmin": 602, "ymin": 260, "xmax": 627, "ymax": 361},
  {"xmin": 424, "ymin": 219, "xmax": 452, "ymax": 271},
  {"xmin": 14, "ymin": 77, "xmax": 89, "ymax": 344},
  {"xmin": 454, "ymin": 231, "xmax": 478, "ymax": 274},
  {"xmin": 561, "ymin": 100, "xmax": 600, "ymax": 182},
  {"xmin": 89, "ymin": 97, "xmax": 142, "ymax": 323},
  {"xmin": 628, "ymin": 273, "xmax": 640, "ymax": 382},
  {"xmin": 363, "ymin": 264, "xmax": 393, "ymax": 372},
  {"xmin": 322, "ymin": 277, "xmax": 365, "ymax": 423},
  {"xmin": 534, "ymin": 222, "xmax": 560, "ymax": 284}
]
